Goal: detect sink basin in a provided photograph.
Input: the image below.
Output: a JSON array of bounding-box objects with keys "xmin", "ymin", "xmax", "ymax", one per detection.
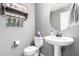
[
  {"xmin": 45, "ymin": 36, "xmax": 74, "ymax": 46},
  {"xmin": 45, "ymin": 35, "xmax": 74, "ymax": 56}
]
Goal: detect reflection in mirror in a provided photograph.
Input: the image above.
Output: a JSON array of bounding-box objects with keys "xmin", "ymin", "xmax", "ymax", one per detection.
[
  {"xmin": 50, "ymin": 3, "xmax": 71, "ymax": 32},
  {"xmin": 60, "ymin": 10, "xmax": 69, "ymax": 31}
]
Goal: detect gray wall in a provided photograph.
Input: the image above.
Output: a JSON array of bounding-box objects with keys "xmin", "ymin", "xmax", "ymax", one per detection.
[
  {"xmin": 35, "ymin": 3, "xmax": 79, "ymax": 56},
  {"xmin": 63, "ymin": 4, "xmax": 79, "ymax": 56},
  {"xmin": 35, "ymin": 3, "xmax": 54, "ymax": 56},
  {"xmin": 0, "ymin": 3, "xmax": 35, "ymax": 56}
]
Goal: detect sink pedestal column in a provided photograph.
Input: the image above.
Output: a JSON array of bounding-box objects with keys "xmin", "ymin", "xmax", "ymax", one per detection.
[{"xmin": 54, "ymin": 46, "xmax": 61, "ymax": 56}]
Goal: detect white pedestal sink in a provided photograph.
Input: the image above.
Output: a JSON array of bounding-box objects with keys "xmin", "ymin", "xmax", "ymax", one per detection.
[{"xmin": 45, "ymin": 36, "xmax": 74, "ymax": 56}]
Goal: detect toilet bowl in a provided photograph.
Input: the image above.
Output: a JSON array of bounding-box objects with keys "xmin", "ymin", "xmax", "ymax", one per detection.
[
  {"xmin": 24, "ymin": 37, "xmax": 43, "ymax": 56},
  {"xmin": 24, "ymin": 46, "xmax": 39, "ymax": 56}
]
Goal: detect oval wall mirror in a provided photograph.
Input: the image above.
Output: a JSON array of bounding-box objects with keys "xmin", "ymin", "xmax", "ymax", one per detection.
[{"xmin": 50, "ymin": 3, "xmax": 72, "ymax": 32}]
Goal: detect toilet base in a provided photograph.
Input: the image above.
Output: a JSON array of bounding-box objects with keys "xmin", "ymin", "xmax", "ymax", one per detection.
[{"xmin": 24, "ymin": 50, "xmax": 39, "ymax": 56}]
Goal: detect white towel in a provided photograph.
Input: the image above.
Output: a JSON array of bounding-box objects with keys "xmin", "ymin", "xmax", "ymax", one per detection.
[{"xmin": 69, "ymin": 3, "xmax": 78, "ymax": 26}]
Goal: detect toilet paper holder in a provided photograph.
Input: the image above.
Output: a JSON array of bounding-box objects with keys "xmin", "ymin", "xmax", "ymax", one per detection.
[{"xmin": 13, "ymin": 40, "xmax": 20, "ymax": 46}]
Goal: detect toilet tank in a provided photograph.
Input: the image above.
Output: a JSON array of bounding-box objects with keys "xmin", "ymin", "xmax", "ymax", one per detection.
[{"xmin": 34, "ymin": 37, "xmax": 43, "ymax": 48}]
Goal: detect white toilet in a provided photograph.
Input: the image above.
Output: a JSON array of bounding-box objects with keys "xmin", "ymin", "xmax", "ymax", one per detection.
[{"xmin": 24, "ymin": 37, "xmax": 43, "ymax": 56}]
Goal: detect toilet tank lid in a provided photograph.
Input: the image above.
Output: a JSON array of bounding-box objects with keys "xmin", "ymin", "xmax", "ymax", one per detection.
[
  {"xmin": 34, "ymin": 37, "xmax": 43, "ymax": 39},
  {"xmin": 24, "ymin": 46, "xmax": 39, "ymax": 52}
]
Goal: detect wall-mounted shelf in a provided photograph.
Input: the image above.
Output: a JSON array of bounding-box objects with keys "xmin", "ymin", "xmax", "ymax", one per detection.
[
  {"xmin": 0, "ymin": 3, "xmax": 28, "ymax": 27},
  {"xmin": 1, "ymin": 3, "xmax": 28, "ymax": 19},
  {"xmin": 5, "ymin": 6, "xmax": 28, "ymax": 17}
]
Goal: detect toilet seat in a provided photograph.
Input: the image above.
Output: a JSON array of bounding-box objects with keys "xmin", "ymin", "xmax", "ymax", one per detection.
[{"xmin": 24, "ymin": 46, "xmax": 39, "ymax": 56}]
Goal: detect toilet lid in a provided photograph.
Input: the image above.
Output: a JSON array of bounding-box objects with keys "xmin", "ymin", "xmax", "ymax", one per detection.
[{"xmin": 24, "ymin": 46, "xmax": 39, "ymax": 53}]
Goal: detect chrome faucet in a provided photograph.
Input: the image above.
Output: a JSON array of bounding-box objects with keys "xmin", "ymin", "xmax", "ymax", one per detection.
[{"xmin": 56, "ymin": 32, "xmax": 62, "ymax": 37}]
